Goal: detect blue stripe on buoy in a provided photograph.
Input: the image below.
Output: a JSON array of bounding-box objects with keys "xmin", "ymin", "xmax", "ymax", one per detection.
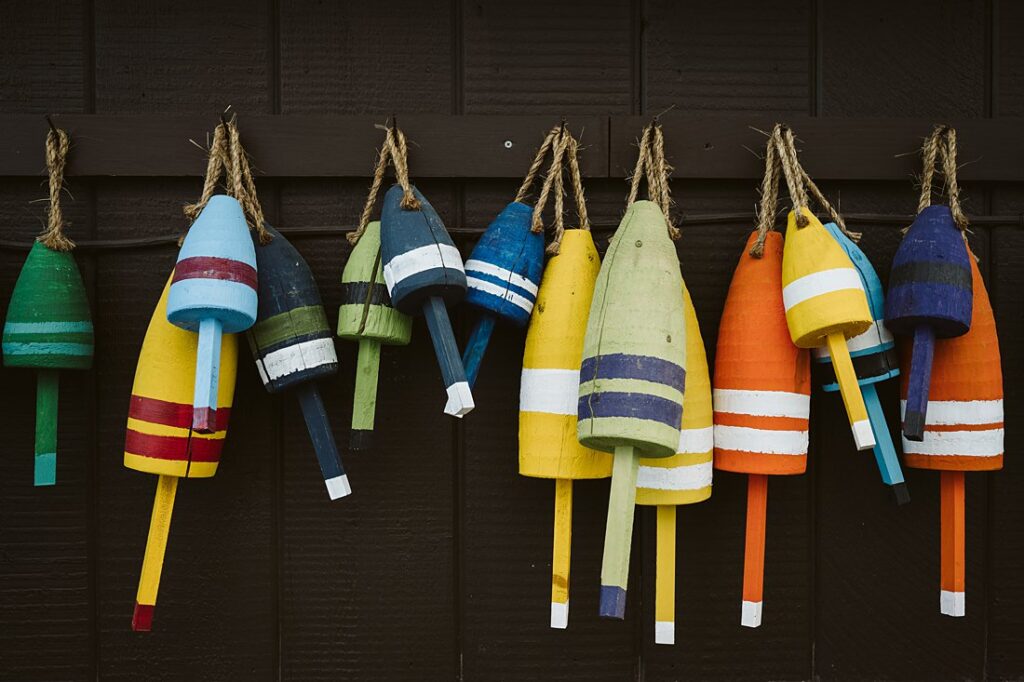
[
  {"xmin": 578, "ymin": 392, "xmax": 682, "ymax": 429},
  {"xmin": 580, "ymin": 353, "xmax": 685, "ymax": 391},
  {"xmin": 2, "ymin": 342, "xmax": 94, "ymax": 356}
]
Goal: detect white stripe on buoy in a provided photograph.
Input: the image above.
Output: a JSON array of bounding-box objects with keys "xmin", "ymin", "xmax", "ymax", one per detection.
[
  {"xmin": 550, "ymin": 601, "xmax": 569, "ymax": 629},
  {"xmin": 444, "ymin": 381, "xmax": 475, "ymax": 417},
  {"xmin": 741, "ymin": 600, "xmax": 763, "ymax": 628},
  {"xmin": 466, "ymin": 275, "xmax": 534, "ymax": 314},
  {"xmin": 713, "ymin": 425, "xmax": 808, "ymax": 455},
  {"xmin": 902, "ymin": 429, "xmax": 1004, "ymax": 457},
  {"xmin": 383, "ymin": 243, "xmax": 464, "ymax": 291},
  {"xmin": 940, "ymin": 590, "xmax": 965, "ymax": 617},
  {"xmin": 900, "ymin": 399, "xmax": 1004, "ymax": 426},
  {"xmin": 325, "ymin": 474, "xmax": 352, "ymax": 500},
  {"xmin": 813, "ymin": 319, "xmax": 895, "ymax": 357},
  {"xmin": 712, "ymin": 389, "xmax": 810, "ymax": 419},
  {"xmin": 852, "ymin": 419, "xmax": 876, "ymax": 451},
  {"xmin": 260, "ymin": 337, "xmax": 337, "ymax": 381},
  {"xmin": 637, "ymin": 460, "xmax": 712, "ymax": 491},
  {"xmin": 655, "ymin": 621, "xmax": 675, "ymax": 645},
  {"xmin": 678, "ymin": 426, "xmax": 714, "ymax": 453},
  {"xmin": 465, "ymin": 259, "xmax": 539, "ymax": 295},
  {"xmin": 519, "ymin": 369, "xmax": 580, "ymax": 415},
  {"xmin": 782, "ymin": 268, "xmax": 863, "ymax": 312}
]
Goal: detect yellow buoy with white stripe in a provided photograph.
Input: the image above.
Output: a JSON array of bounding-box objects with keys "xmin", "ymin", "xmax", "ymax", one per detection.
[
  {"xmin": 636, "ymin": 281, "xmax": 712, "ymax": 645},
  {"xmin": 519, "ymin": 229, "xmax": 611, "ymax": 629},
  {"xmin": 782, "ymin": 207, "xmax": 874, "ymax": 450}
]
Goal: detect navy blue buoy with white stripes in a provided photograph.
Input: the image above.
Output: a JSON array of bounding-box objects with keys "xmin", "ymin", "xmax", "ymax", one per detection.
[
  {"xmin": 381, "ymin": 184, "xmax": 474, "ymax": 416},
  {"xmin": 885, "ymin": 205, "xmax": 973, "ymax": 441},
  {"xmin": 461, "ymin": 201, "xmax": 545, "ymax": 387},
  {"xmin": 248, "ymin": 224, "xmax": 350, "ymax": 500}
]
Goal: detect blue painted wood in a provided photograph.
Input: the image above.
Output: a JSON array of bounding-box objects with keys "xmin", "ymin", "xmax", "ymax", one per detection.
[
  {"xmin": 885, "ymin": 205, "xmax": 972, "ymax": 441},
  {"xmin": 295, "ymin": 383, "xmax": 348, "ymax": 499},
  {"xmin": 423, "ymin": 296, "xmax": 471, "ymax": 413},
  {"xmin": 863, "ymin": 384, "xmax": 908, "ymax": 503},
  {"xmin": 462, "ymin": 313, "xmax": 495, "ymax": 388}
]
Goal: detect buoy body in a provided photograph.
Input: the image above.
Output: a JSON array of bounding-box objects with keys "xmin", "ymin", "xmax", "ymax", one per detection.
[
  {"xmin": 3, "ymin": 242, "xmax": 94, "ymax": 485},
  {"xmin": 167, "ymin": 195, "xmax": 257, "ymax": 433},
  {"xmin": 782, "ymin": 208, "xmax": 875, "ymax": 450},
  {"xmin": 462, "ymin": 201, "xmax": 545, "ymax": 386},
  {"xmin": 125, "ymin": 276, "xmax": 238, "ymax": 479},
  {"xmin": 381, "ymin": 184, "xmax": 473, "ymax": 416},
  {"xmin": 337, "ymin": 220, "xmax": 412, "ymax": 449},
  {"xmin": 812, "ymin": 222, "xmax": 906, "ymax": 499},
  {"xmin": 578, "ymin": 200, "xmax": 686, "ymax": 620},
  {"xmin": 249, "ymin": 225, "xmax": 350, "ymax": 500},
  {"xmin": 886, "ymin": 205, "xmax": 973, "ymax": 441}
]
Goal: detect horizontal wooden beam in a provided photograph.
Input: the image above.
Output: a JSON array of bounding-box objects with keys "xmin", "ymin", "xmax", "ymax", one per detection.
[{"xmin": 0, "ymin": 114, "xmax": 1021, "ymax": 181}]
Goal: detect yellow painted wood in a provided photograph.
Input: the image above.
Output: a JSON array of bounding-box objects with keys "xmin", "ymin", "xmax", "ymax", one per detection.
[
  {"xmin": 135, "ymin": 475, "xmax": 178, "ymax": 608},
  {"xmin": 826, "ymin": 331, "xmax": 871, "ymax": 435},
  {"xmin": 551, "ymin": 478, "xmax": 572, "ymax": 612},
  {"xmin": 655, "ymin": 505, "xmax": 676, "ymax": 625}
]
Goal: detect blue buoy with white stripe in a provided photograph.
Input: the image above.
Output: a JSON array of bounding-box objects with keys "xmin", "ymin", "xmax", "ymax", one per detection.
[
  {"xmin": 248, "ymin": 224, "xmax": 349, "ymax": 500},
  {"xmin": 462, "ymin": 202, "xmax": 545, "ymax": 387},
  {"xmin": 167, "ymin": 195, "xmax": 258, "ymax": 433},
  {"xmin": 812, "ymin": 222, "xmax": 907, "ymax": 504},
  {"xmin": 380, "ymin": 184, "xmax": 474, "ymax": 416}
]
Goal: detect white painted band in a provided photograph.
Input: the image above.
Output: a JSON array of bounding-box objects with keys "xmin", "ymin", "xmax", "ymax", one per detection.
[
  {"xmin": 741, "ymin": 600, "xmax": 763, "ymax": 628},
  {"xmin": 445, "ymin": 381, "xmax": 475, "ymax": 418},
  {"xmin": 902, "ymin": 428, "xmax": 1004, "ymax": 457},
  {"xmin": 325, "ymin": 474, "xmax": 352, "ymax": 500},
  {"xmin": 637, "ymin": 460, "xmax": 713, "ymax": 491},
  {"xmin": 782, "ymin": 268, "xmax": 863, "ymax": 311},
  {"xmin": 712, "ymin": 389, "xmax": 810, "ymax": 419},
  {"xmin": 520, "ymin": 369, "xmax": 580, "ymax": 415},
  {"xmin": 383, "ymin": 243, "xmax": 464, "ymax": 292},
  {"xmin": 550, "ymin": 602, "xmax": 569, "ymax": 629},
  {"xmin": 678, "ymin": 425, "xmax": 714, "ymax": 454},
  {"xmin": 940, "ymin": 590, "xmax": 965, "ymax": 617},
  {"xmin": 3, "ymin": 320, "xmax": 94, "ymax": 333},
  {"xmin": 654, "ymin": 621, "xmax": 675, "ymax": 645},
  {"xmin": 813, "ymin": 319, "xmax": 895, "ymax": 357},
  {"xmin": 259, "ymin": 337, "xmax": 337, "ymax": 381},
  {"xmin": 852, "ymin": 419, "xmax": 876, "ymax": 451},
  {"xmin": 714, "ymin": 425, "xmax": 808, "ymax": 455},
  {"xmin": 466, "ymin": 275, "xmax": 534, "ymax": 314},
  {"xmin": 465, "ymin": 259, "xmax": 539, "ymax": 295},
  {"xmin": 900, "ymin": 399, "xmax": 1004, "ymax": 426}
]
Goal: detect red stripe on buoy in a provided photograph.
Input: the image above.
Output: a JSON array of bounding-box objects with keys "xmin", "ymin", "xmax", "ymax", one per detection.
[
  {"xmin": 129, "ymin": 395, "xmax": 231, "ymax": 430},
  {"xmin": 172, "ymin": 256, "xmax": 257, "ymax": 289},
  {"xmin": 124, "ymin": 429, "xmax": 225, "ymax": 462}
]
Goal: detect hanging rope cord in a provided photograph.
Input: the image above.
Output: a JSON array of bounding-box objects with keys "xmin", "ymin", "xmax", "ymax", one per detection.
[
  {"xmin": 38, "ymin": 126, "xmax": 75, "ymax": 251},
  {"xmin": 626, "ymin": 120, "xmax": 679, "ymax": 240},
  {"xmin": 915, "ymin": 124, "xmax": 969, "ymax": 233},
  {"xmin": 183, "ymin": 114, "xmax": 270, "ymax": 244},
  {"xmin": 526, "ymin": 126, "xmax": 591, "ymax": 255},
  {"xmin": 347, "ymin": 121, "xmax": 420, "ymax": 246},
  {"xmin": 749, "ymin": 124, "xmax": 784, "ymax": 257}
]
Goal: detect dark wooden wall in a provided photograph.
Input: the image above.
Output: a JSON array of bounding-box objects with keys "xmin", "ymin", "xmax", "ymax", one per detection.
[{"xmin": 1, "ymin": 1, "xmax": 1023, "ymax": 680}]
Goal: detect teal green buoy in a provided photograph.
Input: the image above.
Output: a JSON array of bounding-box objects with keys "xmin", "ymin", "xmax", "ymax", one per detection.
[{"xmin": 2, "ymin": 125, "xmax": 93, "ymax": 486}]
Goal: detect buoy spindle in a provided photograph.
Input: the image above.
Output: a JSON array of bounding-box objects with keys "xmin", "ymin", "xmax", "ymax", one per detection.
[
  {"xmin": 296, "ymin": 384, "xmax": 350, "ymax": 500},
  {"xmin": 132, "ymin": 475, "xmax": 178, "ymax": 632},
  {"xmin": 940, "ymin": 470, "xmax": 966, "ymax": 617},
  {"xmin": 192, "ymin": 318, "xmax": 223, "ymax": 433},
  {"xmin": 423, "ymin": 297, "xmax": 473, "ymax": 416},
  {"xmin": 741, "ymin": 474, "xmax": 768, "ymax": 627},
  {"xmin": 862, "ymin": 384, "xmax": 909, "ymax": 503},
  {"xmin": 351, "ymin": 339, "xmax": 382, "ymax": 448},
  {"xmin": 654, "ymin": 505, "xmax": 677, "ymax": 644},
  {"xmin": 34, "ymin": 370, "xmax": 59, "ymax": 486},
  {"xmin": 904, "ymin": 325, "xmax": 936, "ymax": 441},
  {"xmin": 461, "ymin": 313, "xmax": 496, "ymax": 388},
  {"xmin": 599, "ymin": 444, "xmax": 640, "ymax": 619},
  {"xmin": 824, "ymin": 333, "xmax": 875, "ymax": 450},
  {"xmin": 550, "ymin": 478, "xmax": 572, "ymax": 629}
]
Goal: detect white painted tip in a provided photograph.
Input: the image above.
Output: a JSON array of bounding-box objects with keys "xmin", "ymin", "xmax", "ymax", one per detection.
[
  {"xmin": 852, "ymin": 419, "xmax": 876, "ymax": 451},
  {"xmin": 444, "ymin": 382, "xmax": 475, "ymax": 417},
  {"xmin": 550, "ymin": 601, "xmax": 569, "ymax": 629},
  {"xmin": 940, "ymin": 590, "xmax": 965, "ymax": 617},
  {"xmin": 741, "ymin": 600, "xmax": 763, "ymax": 628},
  {"xmin": 325, "ymin": 474, "xmax": 352, "ymax": 500},
  {"xmin": 655, "ymin": 621, "xmax": 675, "ymax": 645}
]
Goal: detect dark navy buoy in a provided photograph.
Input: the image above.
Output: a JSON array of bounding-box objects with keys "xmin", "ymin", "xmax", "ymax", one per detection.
[
  {"xmin": 380, "ymin": 184, "xmax": 474, "ymax": 416},
  {"xmin": 461, "ymin": 201, "xmax": 545, "ymax": 387},
  {"xmin": 885, "ymin": 205, "xmax": 972, "ymax": 441},
  {"xmin": 248, "ymin": 225, "xmax": 349, "ymax": 500}
]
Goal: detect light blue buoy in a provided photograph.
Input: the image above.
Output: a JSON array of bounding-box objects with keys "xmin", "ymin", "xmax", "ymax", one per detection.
[
  {"xmin": 813, "ymin": 222, "xmax": 907, "ymax": 504},
  {"xmin": 461, "ymin": 202, "xmax": 545, "ymax": 387},
  {"xmin": 167, "ymin": 195, "xmax": 258, "ymax": 433}
]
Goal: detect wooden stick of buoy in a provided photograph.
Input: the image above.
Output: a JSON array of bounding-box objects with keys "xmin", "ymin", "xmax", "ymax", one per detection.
[
  {"xmin": 132, "ymin": 475, "xmax": 177, "ymax": 631},
  {"xmin": 34, "ymin": 370, "xmax": 59, "ymax": 486},
  {"xmin": 741, "ymin": 474, "xmax": 768, "ymax": 627},
  {"xmin": 550, "ymin": 477, "xmax": 572, "ymax": 628},
  {"xmin": 825, "ymin": 332, "xmax": 873, "ymax": 449},
  {"xmin": 600, "ymin": 444, "xmax": 640, "ymax": 618},
  {"xmin": 940, "ymin": 470, "xmax": 966, "ymax": 617},
  {"xmin": 655, "ymin": 505, "xmax": 677, "ymax": 644}
]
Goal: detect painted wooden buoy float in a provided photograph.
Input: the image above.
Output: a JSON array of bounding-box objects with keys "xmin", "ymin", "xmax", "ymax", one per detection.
[
  {"xmin": 714, "ymin": 230, "xmax": 811, "ymax": 628},
  {"xmin": 248, "ymin": 224, "xmax": 350, "ymax": 499},
  {"xmin": 519, "ymin": 228, "xmax": 609, "ymax": 629},
  {"xmin": 337, "ymin": 220, "xmax": 412, "ymax": 449},
  {"xmin": 3, "ymin": 242, "xmax": 94, "ymax": 486},
  {"xmin": 167, "ymin": 194, "xmax": 257, "ymax": 433},
  {"xmin": 381, "ymin": 184, "xmax": 473, "ymax": 416},
  {"xmin": 782, "ymin": 207, "xmax": 875, "ymax": 451},
  {"xmin": 461, "ymin": 202, "xmax": 545, "ymax": 387},
  {"xmin": 885, "ymin": 205, "xmax": 973, "ymax": 441},
  {"xmin": 126, "ymin": 275, "xmax": 238, "ymax": 631},
  {"xmin": 812, "ymin": 221, "xmax": 907, "ymax": 503},
  {"xmin": 636, "ymin": 282, "xmax": 712, "ymax": 644},
  {"xmin": 578, "ymin": 199, "xmax": 686, "ymax": 619},
  {"xmin": 901, "ymin": 254, "xmax": 1001, "ymax": 617}
]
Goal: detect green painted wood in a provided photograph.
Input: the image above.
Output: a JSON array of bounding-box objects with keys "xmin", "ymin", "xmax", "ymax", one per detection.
[
  {"xmin": 351, "ymin": 339, "xmax": 381, "ymax": 437},
  {"xmin": 33, "ymin": 369, "xmax": 58, "ymax": 486}
]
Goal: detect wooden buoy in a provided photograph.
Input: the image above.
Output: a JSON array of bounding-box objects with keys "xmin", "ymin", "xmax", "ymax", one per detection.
[
  {"xmin": 812, "ymin": 221, "xmax": 908, "ymax": 503},
  {"xmin": 901, "ymin": 254, "xmax": 1001, "ymax": 617},
  {"xmin": 167, "ymin": 194, "xmax": 257, "ymax": 433},
  {"xmin": 886, "ymin": 205, "xmax": 973, "ymax": 441},
  {"xmin": 519, "ymin": 228, "xmax": 610, "ymax": 629},
  {"xmin": 782, "ymin": 207, "xmax": 875, "ymax": 451},
  {"xmin": 337, "ymin": 220, "xmax": 412, "ymax": 450},
  {"xmin": 2, "ymin": 242, "xmax": 93, "ymax": 486},
  {"xmin": 125, "ymin": 275, "xmax": 238, "ymax": 630},
  {"xmin": 462, "ymin": 202, "xmax": 545, "ymax": 386},
  {"xmin": 578, "ymin": 200, "xmax": 686, "ymax": 619},
  {"xmin": 714, "ymin": 231, "xmax": 811, "ymax": 628},
  {"xmin": 636, "ymin": 282, "xmax": 712, "ymax": 644},
  {"xmin": 248, "ymin": 224, "xmax": 350, "ymax": 500},
  {"xmin": 381, "ymin": 184, "xmax": 474, "ymax": 417}
]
